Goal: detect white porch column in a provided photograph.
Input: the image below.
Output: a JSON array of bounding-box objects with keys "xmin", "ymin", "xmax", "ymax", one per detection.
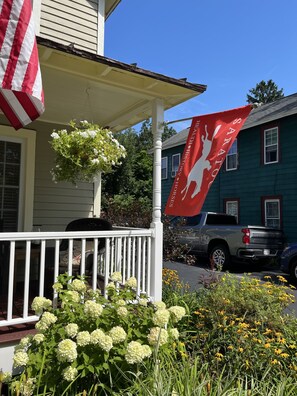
[
  {"xmin": 97, "ymin": 0, "xmax": 106, "ymax": 55},
  {"xmin": 94, "ymin": 172, "xmax": 102, "ymax": 217},
  {"xmin": 150, "ymin": 98, "xmax": 164, "ymax": 301}
]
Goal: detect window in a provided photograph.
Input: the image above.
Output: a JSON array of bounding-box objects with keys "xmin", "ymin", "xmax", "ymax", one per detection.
[
  {"xmin": 224, "ymin": 199, "xmax": 239, "ymax": 223},
  {"xmin": 161, "ymin": 157, "xmax": 168, "ymax": 180},
  {"xmin": 263, "ymin": 198, "xmax": 281, "ymax": 228},
  {"xmin": 0, "ymin": 127, "xmax": 36, "ymax": 232},
  {"xmin": 264, "ymin": 127, "xmax": 279, "ymax": 164},
  {"xmin": 0, "ymin": 141, "xmax": 21, "ymax": 231},
  {"xmin": 171, "ymin": 154, "xmax": 180, "ymax": 178},
  {"xmin": 226, "ymin": 139, "xmax": 238, "ymax": 171}
]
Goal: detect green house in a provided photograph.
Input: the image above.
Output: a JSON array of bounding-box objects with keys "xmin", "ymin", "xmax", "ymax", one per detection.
[{"xmin": 161, "ymin": 93, "xmax": 297, "ymax": 242}]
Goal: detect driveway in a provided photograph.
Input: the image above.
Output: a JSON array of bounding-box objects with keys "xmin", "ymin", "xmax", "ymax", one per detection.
[{"xmin": 163, "ymin": 260, "xmax": 297, "ymax": 315}]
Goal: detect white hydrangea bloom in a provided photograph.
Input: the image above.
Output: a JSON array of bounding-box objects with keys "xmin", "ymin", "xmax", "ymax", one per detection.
[
  {"xmin": 125, "ymin": 277, "xmax": 137, "ymax": 288},
  {"xmin": 84, "ymin": 300, "xmax": 103, "ymax": 319},
  {"xmin": 106, "ymin": 282, "xmax": 116, "ymax": 290},
  {"xmin": 65, "ymin": 323, "xmax": 79, "ymax": 338},
  {"xmin": 76, "ymin": 331, "xmax": 91, "ymax": 347},
  {"xmin": 52, "ymin": 282, "xmax": 63, "ymax": 292},
  {"xmin": 98, "ymin": 335, "xmax": 113, "ymax": 352},
  {"xmin": 141, "ymin": 344, "xmax": 152, "ymax": 359},
  {"xmin": 90, "ymin": 329, "xmax": 105, "ymax": 345},
  {"xmin": 138, "ymin": 298, "xmax": 148, "ymax": 307},
  {"xmin": 36, "ymin": 312, "xmax": 57, "ymax": 331},
  {"xmin": 33, "ymin": 333, "xmax": 45, "ymax": 344},
  {"xmin": 152, "ymin": 309, "xmax": 170, "ymax": 327},
  {"xmin": 125, "ymin": 341, "xmax": 152, "ymax": 364},
  {"xmin": 88, "ymin": 130, "xmax": 97, "ymax": 138},
  {"xmin": 13, "ymin": 351, "xmax": 29, "ymax": 367},
  {"xmin": 64, "ymin": 290, "xmax": 80, "ymax": 303},
  {"xmin": 154, "ymin": 301, "xmax": 166, "ymax": 310},
  {"xmin": 31, "ymin": 296, "xmax": 52, "ymax": 315},
  {"xmin": 50, "ymin": 132, "xmax": 59, "ymax": 139},
  {"xmin": 20, "ymin": 377, "xmax": 36, "ymax": 396},
  {"xmin": 147, "ymin": 327, "xmax": 168, "ymax": 346},
  {"xmin": 41, "ymin": 312, "xmax": 58, "ymax": 326},
  {"xmin": 117, "ymin": 299, "xmax": 126, "ymax": 306},
  {"xmin": 169, "ymin": 328, "xmax": 180, "ymax": 340},
  {"xmin": 57, "ymin": 339, "xmax": 77, "ymax": 363},
  {"xmin": 71, "ymin": 279, "xmax": 87, "ymax": 293},
  {"xmin": 117, "ymin": 306, "xmax": 128, "ymax": 318},
  {"xmin": 109, "ymin": 326, "xmax": 127, "ymax": 344},
  {"xmin": 111, "ymin": 271, "xmax": 122, "ymax": 282},
  {"xmin": 63, "ymin": 366, "xmax": 78, "ymax": 382},
  {"xmin": 168, "ymin": 306, "xmax": 186, "ymax": 322},
  {"xmin": 19, "ymin": 336, "xmax": 31, "ymax": 348},
  {"xmin": 1, "ymin": 371, "xmax": 12, "ymax": 383}
]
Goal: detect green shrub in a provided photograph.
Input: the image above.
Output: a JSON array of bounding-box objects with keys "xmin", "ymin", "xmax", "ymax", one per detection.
[
  {"xmin": 8, "ymin": 274, "xmax": 186, "ymax": 395},
  {"xmin": 176, "ymin": 273, "xmax": 297, "ymax": 379}
]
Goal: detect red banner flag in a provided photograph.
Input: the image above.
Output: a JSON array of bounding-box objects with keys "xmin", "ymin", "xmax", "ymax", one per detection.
[
  {"xmin": 0, "ymin": 0, "xmax": 44, "ymax": 130},
  {"xmin": 164, "ymin": 105, "xmax": 252, "ymax": 217}
]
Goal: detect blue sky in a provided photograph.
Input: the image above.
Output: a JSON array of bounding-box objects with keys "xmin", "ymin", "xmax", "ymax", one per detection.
[{"xmin": 105, "ymin": 0, "xmax": 297, "ymax": 131}]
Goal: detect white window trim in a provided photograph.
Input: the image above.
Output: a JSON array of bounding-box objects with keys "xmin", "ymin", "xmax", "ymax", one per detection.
[
  {"xmin": 225, "ymin": 200, "xmax": 239, "ymax": 222},
  {"xmin": 32, "ymin": 0, "xmax": 41, "ymax": 36},
  {"xmin": 171, "ymin": 153, "xmax": 180, "ymax": 178},
  {"xmin": 161, "ymin": 156, "xmax": 168, "ymax": 180},
  {"xmin": 264, "ymin": 198, "xmax": 280, "ymax": 228},
  {"xmin": 0, "ymin": 126, "xmax": 36, "ymax": 232},
  {"xmin": 264, "ymin": 127, "xmax": 279, "ymax": 165},
  {"xmin": 226, "ymin": 139, "xmax": 238, "ymax": 171}
]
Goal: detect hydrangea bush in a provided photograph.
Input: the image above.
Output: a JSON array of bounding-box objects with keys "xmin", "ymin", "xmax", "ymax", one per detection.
[
  {"xmin": 9, "ymin": 273, "xmax": 186, "ymax": 395},
  {"xmin": 50, "ymin": 120, "xmax": 126, "ymax": 184}
]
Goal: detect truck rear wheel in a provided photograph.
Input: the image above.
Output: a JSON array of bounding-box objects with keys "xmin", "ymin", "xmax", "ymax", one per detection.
[
  {"xmin": 290, "ymin": 259, "xmax": 297, "ymax": 283},
  {"xmin": 209, "ymin": 244, "xmax": 230, "ymax": 271}
]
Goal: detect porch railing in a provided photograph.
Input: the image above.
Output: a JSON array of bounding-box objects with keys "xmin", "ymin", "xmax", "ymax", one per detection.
[{"xmin": 0, "ymin": 228, "xmax": 154, "ymax": 328}]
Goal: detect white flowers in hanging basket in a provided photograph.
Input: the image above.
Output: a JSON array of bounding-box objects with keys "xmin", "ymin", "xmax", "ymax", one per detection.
[{"xmin": 50, "ymin": 120, "xmax": 126, "ymax": 184}]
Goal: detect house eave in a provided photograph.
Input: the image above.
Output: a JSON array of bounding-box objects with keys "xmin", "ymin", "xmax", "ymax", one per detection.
[{"xmin": 36, "ymin": 37, "xmax": 206, "ymax": 132}]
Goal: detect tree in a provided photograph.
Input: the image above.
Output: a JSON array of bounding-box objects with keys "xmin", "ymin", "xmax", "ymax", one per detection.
[
  {"xmin": 246, "ymin": 80, "xmax": 284, "ymax": 105},
  {"xmin": 101, "ymin": 120, "xmax": 177, "ymax": 223}
]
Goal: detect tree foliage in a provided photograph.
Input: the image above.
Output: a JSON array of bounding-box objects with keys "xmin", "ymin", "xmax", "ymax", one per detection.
[
  {"xmin": 101, "ymin": 120, "xmax": 177, "ymax": 221},
  {"xmin": 246, "ymin": 79, "xmax": 284, "ymax": 105}
]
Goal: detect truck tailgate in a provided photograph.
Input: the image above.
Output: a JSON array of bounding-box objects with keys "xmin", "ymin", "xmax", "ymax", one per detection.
[{"xmin": 249, "ymin": 227, "xmax": 284, "ymax": 248}]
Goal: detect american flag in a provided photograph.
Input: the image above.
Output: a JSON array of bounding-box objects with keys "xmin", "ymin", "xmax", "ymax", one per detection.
[{"xmin": 0, "ymin": 0, "xmax": 44, "ymax": 130}]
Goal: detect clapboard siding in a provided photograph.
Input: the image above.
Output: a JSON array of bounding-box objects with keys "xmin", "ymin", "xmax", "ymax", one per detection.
[
  {"xmin": 33, "ymin": 122, "xmax": 94, "ymax": 232},
  {"xmin": 40, "ymin": 0, "xmax": 99, "ymax": 54}
]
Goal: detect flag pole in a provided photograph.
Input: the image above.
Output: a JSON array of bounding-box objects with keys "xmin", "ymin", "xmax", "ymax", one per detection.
[
  {"xmin": 165, "ymin": 104, "xmax": 256, "ymax": 126},
  {"xmin": 165, "ymin": 116, "xmax": 193, "ymax": 126}
]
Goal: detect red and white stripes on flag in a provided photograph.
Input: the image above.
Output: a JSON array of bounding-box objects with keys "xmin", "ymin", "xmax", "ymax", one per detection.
[{"xmin": 0, "ymin": 0, "xmax": 44, "ymax": 130}]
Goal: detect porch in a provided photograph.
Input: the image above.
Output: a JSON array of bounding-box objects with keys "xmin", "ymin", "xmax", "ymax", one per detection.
[{"xmin": 0, "ymin": 226, "xmax": 160, "ymax": 330}]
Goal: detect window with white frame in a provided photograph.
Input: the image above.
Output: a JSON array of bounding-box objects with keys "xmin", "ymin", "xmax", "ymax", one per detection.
[
  {"xmin": 264, "ymin": 127, "xmax": 279, "ymax": 164},
  {"xmin": 225, "ymin": 200, "xmax": 239, "ymax": 222},
  {"xmin": 226, "ymin": 139, "xmax": 238, "ymax": 171},
  {"xmin": 171, "ymin": 153, "xmax": 180, "ymax": 178},
  {"xmin": 161, "ymin": 157, "xmax": 168, "ymax": 180},
  {"xmin": 264, "ymin": 198, "xmax": 281, "ymax": 228}
]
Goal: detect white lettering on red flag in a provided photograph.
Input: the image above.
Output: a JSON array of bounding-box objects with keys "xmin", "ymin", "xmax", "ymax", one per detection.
[
  {"xmin": 0, "ymin": 0, "xmax": 44, "ymax": 130},
  {"xmin": 165, "ymin": 105, "xmax": 252, "ymax": 217}
]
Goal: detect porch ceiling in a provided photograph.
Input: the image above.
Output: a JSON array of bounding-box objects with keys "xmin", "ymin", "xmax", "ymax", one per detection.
[{"xmin": 37, "ymin": 38, "xmax": 206, "ymax": 132}]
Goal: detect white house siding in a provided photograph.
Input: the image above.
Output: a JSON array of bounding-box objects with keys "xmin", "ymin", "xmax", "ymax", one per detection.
[
  {"xmin": 39, "ymin": 0, "xmax": 99, "ymax": 54},
  {"xmin": 33, "ymin": 121, "xmax": 94, "ymax": 232}
]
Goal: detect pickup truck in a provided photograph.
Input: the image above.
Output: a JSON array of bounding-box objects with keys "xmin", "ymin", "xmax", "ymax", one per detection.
[{"xmin": 171, "ymin": 212, "xmax": 285, "ymax": 269}]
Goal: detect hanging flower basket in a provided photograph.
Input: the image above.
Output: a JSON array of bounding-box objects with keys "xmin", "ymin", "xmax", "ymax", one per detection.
[{"xmin": 50, "ymin": 120, "xmax": 126, "ymax": 184}]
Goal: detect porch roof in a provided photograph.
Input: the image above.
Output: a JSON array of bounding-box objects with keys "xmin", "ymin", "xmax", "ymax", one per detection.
[
  {"xmin": 105, "ymin": 0, "xmax": 122, "ymax": 19},
  {"xmin": 37, "ymin": 37, "xmax": 206, "ymax": 132}
]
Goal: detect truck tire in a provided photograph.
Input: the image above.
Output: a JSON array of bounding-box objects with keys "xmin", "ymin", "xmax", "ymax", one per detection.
[
  {"xmin": 290, "ymin": 259, "xmax": 297, "ymax": 283},
  {"xmin": 209, "ymin": 244, "xmax": 230, "ymax": 271}
]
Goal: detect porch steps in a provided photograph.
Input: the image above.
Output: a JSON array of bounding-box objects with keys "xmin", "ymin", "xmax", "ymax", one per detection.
[{"xmin": 0, "ymin": 322, "xmax": 37, "ymax": 345}]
